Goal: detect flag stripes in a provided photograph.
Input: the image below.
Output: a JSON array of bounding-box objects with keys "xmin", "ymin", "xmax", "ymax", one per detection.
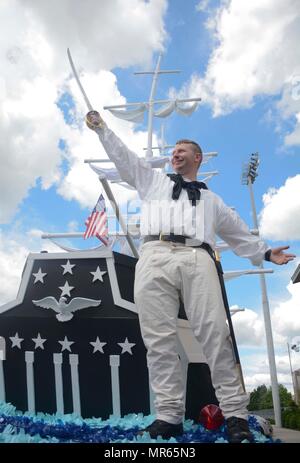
[{"xmin": 84, "ymin": 194, "xmax": 109, "ymax": 245}]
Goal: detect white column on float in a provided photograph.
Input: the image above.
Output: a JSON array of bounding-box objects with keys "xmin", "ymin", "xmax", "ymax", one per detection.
[
  {"xmin": 69, "ymin": 354, "xmax": 81, "ymax": 415},
  {"xmin": 25, "ymin": 351, "xmax": 35, "ymax": 414},
  {"xmin": 109, "ymin": 355, "xmax": 121, "ymax": 417},
  {"xmin": 53, "ymin": 353, "xmax": 64, "ymax": 414}
]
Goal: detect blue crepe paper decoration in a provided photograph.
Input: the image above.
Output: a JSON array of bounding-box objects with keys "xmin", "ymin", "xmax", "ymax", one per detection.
[{"xmin": 0, "ymin": 401, "xmax": 280, "ymax": 443}]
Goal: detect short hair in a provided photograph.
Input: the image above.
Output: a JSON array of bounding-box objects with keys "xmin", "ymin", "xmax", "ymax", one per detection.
[{"xmin": 175, "ymin": 139, "xmax": 203, "ymax": 156}]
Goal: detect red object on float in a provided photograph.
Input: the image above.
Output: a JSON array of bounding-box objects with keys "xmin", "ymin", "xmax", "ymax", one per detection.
[{"xmin": 199, "ymin": 404, "xmax": 224, "ymax": 430}]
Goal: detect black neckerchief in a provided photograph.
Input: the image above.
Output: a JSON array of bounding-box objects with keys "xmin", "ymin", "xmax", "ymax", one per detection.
[{"xmin": 167, "ymin": 173, "xmax": 208, "ymax": 206}]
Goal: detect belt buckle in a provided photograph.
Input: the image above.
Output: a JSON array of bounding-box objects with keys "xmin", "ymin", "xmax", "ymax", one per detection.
[{"xmin": 159, "ymin": 232, "xmax": 165, "ymax": 241}]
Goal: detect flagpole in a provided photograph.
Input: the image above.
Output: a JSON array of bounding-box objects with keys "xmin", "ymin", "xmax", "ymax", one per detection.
[{"xmin": 98, "ymin": 175, "xmax": 139, "ymax": 259}]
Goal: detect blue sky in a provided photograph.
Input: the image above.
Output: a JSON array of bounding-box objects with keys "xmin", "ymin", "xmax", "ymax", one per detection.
[{"xmin": 0, "ymin": 0, "xmax": 300, "ymax": 393}]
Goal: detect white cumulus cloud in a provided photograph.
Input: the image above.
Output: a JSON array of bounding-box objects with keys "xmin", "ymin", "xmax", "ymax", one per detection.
[
  {"xmin": 230, "ymin": 279, "xmax": 300, "ymax": 392},
  {"xmin": 0, "ymin": 228, "xmax": 59, "ymax": 306},
  {"xmin": 259, "ymin": 175, "xmax": 300, "ymax": 241},
  {"xmin": 0, "ymin": 0, "xmax": 167, "ymax": 222},
  {"xmin": 272, "ymin": 280, "xmax": 300, "ymax": 338},
  {"xmin": 231, "ymin": 307, "xmax": 266, "ymax": 347},
  {"xmin": 242, "ymin": 352, "xmax": 300, "ymax": 392},
  {"xmin": 181, "ymin": 0, "xmax": 300, "ymax": 144}
]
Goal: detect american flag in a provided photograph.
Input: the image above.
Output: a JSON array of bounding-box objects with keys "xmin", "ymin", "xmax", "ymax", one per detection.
[{"xmin": 84, "ymin": 194, "xmax": 109, "ymax": 245}]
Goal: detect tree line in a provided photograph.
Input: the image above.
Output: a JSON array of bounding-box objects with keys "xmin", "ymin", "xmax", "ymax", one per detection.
[{"xmin": 248, "ymin": 384, "xmax": 295, "ymax": 410}]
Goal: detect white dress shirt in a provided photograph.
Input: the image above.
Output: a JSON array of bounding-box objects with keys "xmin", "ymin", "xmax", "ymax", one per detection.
[{"xmin": 97, "ymin": 125, "xmax": 270, "ymax": 266}]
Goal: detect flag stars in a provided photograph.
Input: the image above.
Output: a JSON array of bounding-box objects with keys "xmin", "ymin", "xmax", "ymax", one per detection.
[
  {"xmin": 90, "ymin": 337, "xmax": 107, "ymax": 354},
  {"xmin": 9, "ymin": 332, "xmax": 24, "ymax": 349},
  {"xmin": 32, "ymin": 268, "xmax": 47, "ymax": 284},
  {"xmin": 32, "ymin": 333, "xmax": 47, "ymax": 350},
  {"xmin": 59, "ymin": 281, "xmax": 75, "ymax": 297},
  {"xmin": 61, "ymin": 260, "xmax": 75, "ymax": 275},
  {"xmin": 118, "ymin": 337, "xmax": 136, "ymax": 355},
  {"xmin": 90, "ymin": 266, "xmax": 107, "ymax": 283},
  {"xmin": 58, "ymin": 336, "xmax": 74, "ymax": 352}
]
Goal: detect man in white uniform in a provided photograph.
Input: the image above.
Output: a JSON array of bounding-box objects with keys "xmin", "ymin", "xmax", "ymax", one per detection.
[{"xmin": 85, "ymin": 111, "xmax": 295, "ymax": 443}]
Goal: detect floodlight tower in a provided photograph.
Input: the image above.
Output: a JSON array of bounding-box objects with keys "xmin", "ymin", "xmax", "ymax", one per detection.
[{"xmin": 242, "ymin": 152, "xmax": 282, "ymax": 426}]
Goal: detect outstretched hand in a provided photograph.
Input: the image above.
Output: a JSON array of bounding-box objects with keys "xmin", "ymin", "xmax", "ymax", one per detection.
[
  {"xmin": 270, "ymin": 246, "xmax": 296, "ymax": 265},
  {"xmin": 85, "ymin": 110, "xmax": 105, "ymax": 130}
]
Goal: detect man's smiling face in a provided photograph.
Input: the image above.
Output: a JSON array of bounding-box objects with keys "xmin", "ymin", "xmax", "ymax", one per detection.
[{"xmin": 171, "ymin": 141, "xmax": 202, "ymax": 178}]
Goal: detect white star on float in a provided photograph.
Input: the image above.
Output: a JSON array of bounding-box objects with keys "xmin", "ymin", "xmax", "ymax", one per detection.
[
  {"xmin": 90, "ymin": 337, "xmax": 107, "ymax": 354},
  {"xmin": 32, "ymin": 268, "xmax": 47, "ymax": 284},
  {"xmin": 32, "ymin": 333, "xmax": 47, "ymax": 350},
  {"xmin": 117, "ymin": 337, "xmax": 136, "ymax": 355},
  {"xmin": 58, "ymin": 336, "xmax": 74, "ymax": 352},
  {"xmin": 90, "ymin": 266, "xmax": 107, "ymax": 283},
  {"xmin": 61, "ymin": 260, "xmax": 75, "ymax": 275},
  {"xmin": 9, "ymin": 332, "xmax": 24, "ymax": 349},
  {"xmin": 58, "ymin": 281, "xmax": 74, "ymax": 297}
]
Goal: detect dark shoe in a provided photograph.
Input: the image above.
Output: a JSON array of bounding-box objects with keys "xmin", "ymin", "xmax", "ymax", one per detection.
[
  {"xmin": 226, "ymin": 417, "xmax": 253, "ymax": 443},
  {"xmin": 138, "ymin": 419, "xmax": 183, "ymax": 439}
]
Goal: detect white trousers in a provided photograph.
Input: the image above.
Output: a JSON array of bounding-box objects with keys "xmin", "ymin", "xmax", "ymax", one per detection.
[{"xmin": 134, "ymin": 241, "xmax": 249, "ymax": 425}]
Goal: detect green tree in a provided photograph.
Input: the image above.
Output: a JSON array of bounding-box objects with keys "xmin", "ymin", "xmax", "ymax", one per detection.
[
  {"xmin": 262, "ymin": 388, "xmax": 273, "ymax": 409},
  {"xmin": 278, "ymin": 384, "xmax": 294, "ymax": 407},
  {"xmin": 248, "ymin": 384, "xmax": 294, "ymax": 410},
  {"xmin": 248, "ymin": 385, "xmax": 268, "ymax": 410}
]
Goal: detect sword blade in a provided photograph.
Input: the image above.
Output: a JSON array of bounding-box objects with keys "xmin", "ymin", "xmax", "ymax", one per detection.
[{"xmin": 67, "ymin": 48, "xmax": 93, "ymax": 112}]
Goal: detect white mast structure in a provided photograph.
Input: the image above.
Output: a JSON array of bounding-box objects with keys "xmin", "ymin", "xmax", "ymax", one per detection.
[
  {"xmin": 97, "ymin": 53, "xmax": 217, "ymax": 182},
  {"xmin": 103, "ymin": 53, "xmax": 201, "ymax": 159}
]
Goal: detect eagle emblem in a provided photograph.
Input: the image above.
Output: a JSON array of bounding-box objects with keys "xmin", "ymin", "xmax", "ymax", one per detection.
[{"xmin": 32, "ymin": 296, "xmax": 102, "ymax": 322}]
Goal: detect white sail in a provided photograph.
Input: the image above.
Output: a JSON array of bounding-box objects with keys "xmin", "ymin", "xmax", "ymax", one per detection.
[
  {"xmin": 175, "ymin": 100, "xmax": 199, "ymax": 116},
  {"xmin": 107, "ymin": 104, "xmax": 146, "ymax": 122},
  {"xmin": 154, "ymin": 101, "xmax": 175, "ymax": 118},
  {"xmin": 107, "ymin": 99, "xmax": 199, "ymax": 122}
]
